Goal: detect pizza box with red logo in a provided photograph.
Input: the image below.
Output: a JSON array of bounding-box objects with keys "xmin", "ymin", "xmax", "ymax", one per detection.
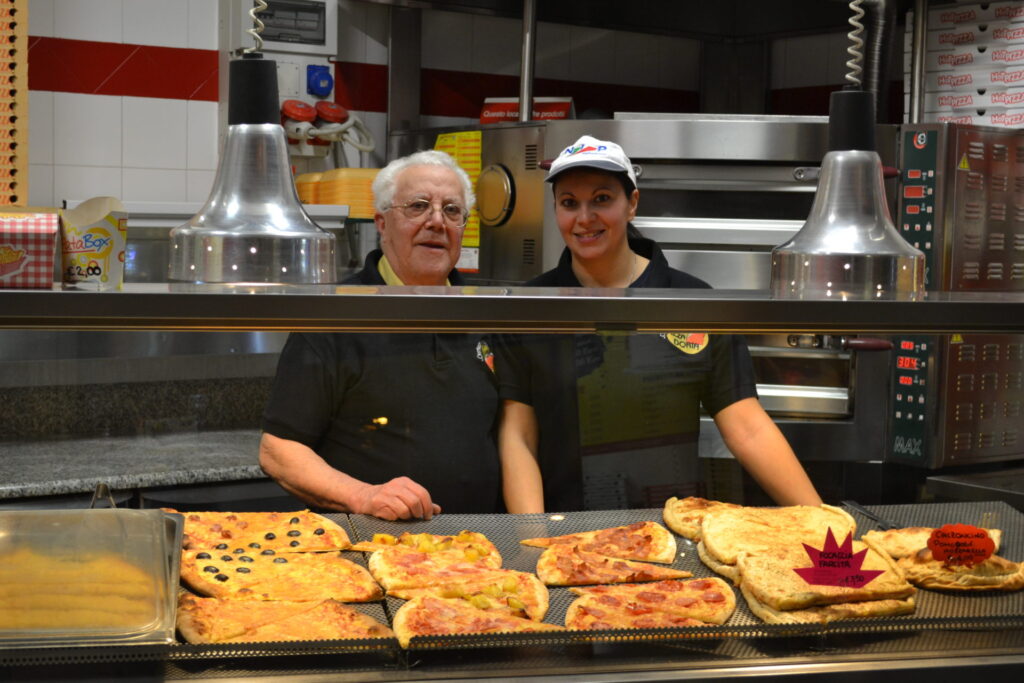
[{"xmin": 0, "ymin": 208, "xmax": 59, "ymax": 289}]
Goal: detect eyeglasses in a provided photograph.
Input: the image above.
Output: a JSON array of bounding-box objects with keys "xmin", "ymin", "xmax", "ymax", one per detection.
[{"xmin": 387, "ymin": 199, "xmax": 469, "ymax": 228}]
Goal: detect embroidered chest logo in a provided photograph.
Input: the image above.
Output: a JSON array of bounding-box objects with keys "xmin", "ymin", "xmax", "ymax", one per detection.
[
  {"xmin": 664, "ymin": 332, "xmax": 709, "ymax": 355},
  {"xmin": 476, "ymin": 340, "xmax": 495, "ymax": 373}
]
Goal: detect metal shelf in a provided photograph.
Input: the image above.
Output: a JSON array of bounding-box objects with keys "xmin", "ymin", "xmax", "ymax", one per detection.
[{"xmin": 2, "ymin": 284, "xmax": 1024, "ymax": 333}]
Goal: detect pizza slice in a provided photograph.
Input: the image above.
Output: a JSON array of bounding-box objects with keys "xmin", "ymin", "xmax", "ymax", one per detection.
[
  {"xmin": 897, "ymin": 548, "xmax": 1024, "ymax": 591},
  {"xmin": 568, "ymin": 577, "xmax": 736, "ymax": 625},
  {"xmin": 662, "ymin": 496, "xmax": 742, "ymax": 541},
  {"xmin": 391, "ymin": 595, "xmax": 565, "ymax": 648},
  {"xmin": 863, "ymin": 527, "xmax": 1003, "ymax": 560},
  {"xmin": 566, "ymin": 598, "xmax": 709, "ymax": 631},
  {"xmin": 535, "ymin": 545, "xmax": 692, "ymax": 587},
  {"xmin": 520, "ymin": 522, "xmax": 677, "ymax": 564},
  {"xmin": 387, "ymin": 569, "xmax": 549, "ymax": 621},
  {"xmin": 176, "ymin": 593, "xmax": 394, "ymax": 644},
  {"xmin": 739, "ymin": 583, "xmax": 916, "ymax": 624},
  {"xmin": 735, "ymin": 542, "xmax": 916, "ymax": 612},
  {"xmin": 367, "ymin": 544, "xmax": 502, "ymax": 592},
  {"xmin": 351, "ymin": 530, "xmax": 496, "ymax": 558},
  {"xmin": 179, "ymin": 549, "xmax": 382, "ymax": 602},
  {"xmin": 170, "ymin": 509, "xmax": 351, "ymax": 553}
]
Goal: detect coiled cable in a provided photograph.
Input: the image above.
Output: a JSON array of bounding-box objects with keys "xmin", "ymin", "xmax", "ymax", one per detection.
[
  {"xmin": 244, "ymin": 0, "xmax": 269, "ymax": 54},
  {"xmin": 845, "ymin": 0, "xmax": 865, "ymax": 88}
]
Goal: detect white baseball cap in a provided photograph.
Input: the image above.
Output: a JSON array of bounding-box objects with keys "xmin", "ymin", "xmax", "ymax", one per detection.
[{"xmin": 545, "ymin": 135, "xmax": 637, "ymax": 187}]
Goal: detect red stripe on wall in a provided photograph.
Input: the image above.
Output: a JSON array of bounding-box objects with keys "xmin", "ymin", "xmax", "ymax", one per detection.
[
  {"xmin": 332, "ymin": 61, "xmax": 699, "ymax": 118},
  {"xmin": 28, "ymin": 37, "xmax": 218, "ymax": 101}
]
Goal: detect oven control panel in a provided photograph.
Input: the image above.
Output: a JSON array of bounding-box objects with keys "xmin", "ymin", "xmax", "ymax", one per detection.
[
  {"xmin": 889, "ymin": 335, "xmax": 933, "ymax": 465},
  {"xmin": 898, "ymin": 129, "xmax": 939, "ymax": 288}
]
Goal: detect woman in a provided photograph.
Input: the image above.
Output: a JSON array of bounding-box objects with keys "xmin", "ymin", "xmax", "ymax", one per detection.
[{"xmin": 496, "ymin": 135, "xmax": 822, "ymax": 513}]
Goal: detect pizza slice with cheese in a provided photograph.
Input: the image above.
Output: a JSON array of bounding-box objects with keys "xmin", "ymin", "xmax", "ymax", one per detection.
[
  {"xmin": 521, "ymin": 522, "xmax": 677, "ymax": 563},
  {"xmin": 568, "ymin": 577, "xmax": 736, "ymax": 625},
  {"xmin": 351, "ymin": 530, "xmax": 497, "ymax": 558},
  {"xmin": 170, "ymin": 509, "xmax": 351, "ymax": 552},
  {"xmin": 367, "ymin": 544, "xmax": 502, "ymax": 592},
  {"xmin": 386, "ymin": 568, "xmax": 549, "ymax": 621},
  {"xmin": 391, "ymin": 595, "xmax": 565, "ymax": 648},
  {"xmin": 535, "ymin": 544, "xmax": 692, "ymax": 587}
]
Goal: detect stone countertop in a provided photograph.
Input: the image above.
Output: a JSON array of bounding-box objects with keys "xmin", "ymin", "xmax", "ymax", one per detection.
[{"xmin": 0, "ymin": 430, "xmax": 265, "ymax": 499}]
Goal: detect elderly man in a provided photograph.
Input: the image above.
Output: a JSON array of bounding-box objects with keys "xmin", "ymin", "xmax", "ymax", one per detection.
[{"xmin": 259, "ymin": 150, "xmax": 501, "ymax": 520}]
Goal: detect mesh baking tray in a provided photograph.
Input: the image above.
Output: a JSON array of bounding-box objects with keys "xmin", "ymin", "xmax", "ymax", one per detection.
[{"xmin": 347, "ymin": 504, "xmax": 1024, "ymax": 650}]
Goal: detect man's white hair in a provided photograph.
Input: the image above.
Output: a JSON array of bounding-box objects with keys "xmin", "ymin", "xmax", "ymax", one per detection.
[{"xmin": 372, "ymin": 150, "xmax": 475, "ymax": 214}]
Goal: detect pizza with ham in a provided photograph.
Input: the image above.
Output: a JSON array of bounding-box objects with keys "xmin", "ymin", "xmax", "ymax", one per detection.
[
  {"xmin": 662, "ymin": 496, "xmax": 742, "ymax": 541},
  {"xmin": 535, "ymin": 544, "xmax": 692, "ymax": 586},
  {"xmin": 386, "ymin": 568, "xmax": 549, "ymax": 621},
  {"xmin": 176, "ymin": 593, "xmax": 394, "ymax": 644},
  {"xmin": 391, "ymin": 595, "xmax": 564, "ymax": 648},
  {"xmin": 520, "ymin": 522, "xmax": 677, "ymax": 564},
  {"xmin": 568, "ymin": 577, "xmax": 736, "ymax": 627},
  {"xmin": 179, "ymin": 549, "xmax": 382, "ymax": 602},
  {"xmin": 367, "ymin": 543, "xmax": 502, "ymax": 592},
  {"xmin": 169, "ymin": 509, "xmax": 351, "ymax": 553}
]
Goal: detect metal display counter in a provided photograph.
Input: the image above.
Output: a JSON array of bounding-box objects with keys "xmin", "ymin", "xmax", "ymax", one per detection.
[{"xmin": 2, "ymin": 286, "xmax": 1024, "ymax": 681}]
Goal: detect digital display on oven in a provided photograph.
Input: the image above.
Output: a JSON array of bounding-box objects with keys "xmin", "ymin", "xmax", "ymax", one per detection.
[
  {"xmin": 896, "ymin": 356, "xmax": 920, "ymax": 370},
  {"xmin": 900, "ymin": 340, "xmax": 915, "ymax": 350},
  {"xmin": 899, "ymin": 375, "xmax": 914, "ymax": 386}
]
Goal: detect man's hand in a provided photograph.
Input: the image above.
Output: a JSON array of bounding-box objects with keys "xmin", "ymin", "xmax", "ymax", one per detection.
[{"xmin": 351, "ymin": 477, "xmax": 442, "ymax": 521}]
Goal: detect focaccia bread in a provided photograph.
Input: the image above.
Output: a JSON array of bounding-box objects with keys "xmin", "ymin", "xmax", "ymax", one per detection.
[
  {"xmin": 662, "ymin": 496, "xmax": 742, "ymax": 541},
  {"xmin": 520, "ymin": 522, "xmax": 677, "ymax": 564},
  {"xmin": 569, "ymin": 577, "xmax": 736, "ymax": 625},
  {"xmin": 897, "ymin": 548, "xmax": 1024, "ymax": 592},
  {"xmin": 179, "ymin": 549, "xmax": 382, "ymax": 602},
  {"xmin": 176, "ymin": 593, "xmax": 394, "ymax": 644},
  {"xmin": 863, "ymin": 527, "xmax": 1003, "ymax": 560},
  {"xmin": 736, "ymin": 541, "xmax": 915, "ymax": 611},
  {"xmin": 740, "ymin": 583, "xmax": 916, "ymax": 624},
  {"xmin": 391, "ymin": 595, "xmax": 564, "ymax": 648},
  {"xmin": 699, "ymin": 504, "xmax": 857, "ymax": 581},
  {"xmin": 387, "ymin": 569, "xmax": 549, "ymax": 621},
  {"xmin": 535, "ymin": 544, "xmax": 691, "ymax": 586},
  {"xmin": 169, "ymin": 509, "xmax": 351, "ymax": 553}
]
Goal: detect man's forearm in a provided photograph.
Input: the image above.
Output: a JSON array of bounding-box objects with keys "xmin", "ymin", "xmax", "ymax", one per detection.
[{"xmin": 259, "ymin": 433, "xmax": 367, "ymax": 512}]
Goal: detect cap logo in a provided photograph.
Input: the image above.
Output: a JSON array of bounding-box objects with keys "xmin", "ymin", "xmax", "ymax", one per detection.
[{"xmin": 564, "ymin": 143, "xmax": 606, "ymax": 156}]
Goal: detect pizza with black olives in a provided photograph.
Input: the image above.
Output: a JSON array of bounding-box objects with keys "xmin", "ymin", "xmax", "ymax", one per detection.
[
  {"xmin": 167, "ymin": 509, "xmax": 351, "ymax": 553},
  {"xmin": 179, "ymin": 549, "xmax": 382, "ymax": 602}
]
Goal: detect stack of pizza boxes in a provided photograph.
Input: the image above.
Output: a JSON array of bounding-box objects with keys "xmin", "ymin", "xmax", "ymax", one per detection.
[
  {"xmin": 0, "ymin": 208, "xmax": 59, "ymax": 289},
  {"xmin": 904, "ymin": 1, "xmax": 1024, "ymax": 126}
]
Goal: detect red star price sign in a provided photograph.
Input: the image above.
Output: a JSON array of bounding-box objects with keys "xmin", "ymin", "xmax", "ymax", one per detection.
[
  {"xmin": 927, "ymin": 524, "xmax": 995, "ymax": 567},
  {"xmin": 793, "ymin": 529, "xmax": 884, "ymax": 588}
]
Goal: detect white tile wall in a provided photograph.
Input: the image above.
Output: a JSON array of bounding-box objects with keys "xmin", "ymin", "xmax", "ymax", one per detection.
[
  {"xmin": 421, "ymin": 11, "xmax": 472, "ymax": 71},
  {"xmin": 470, "ymin": 15, "xmax": 521, "ymax": 76},
  {"xmin": 337, "ymin": 0, "xmax": 388, "ymax": 65},
  {"xmin": 187, "ymin": 100, "xmax": 219, "ymax": 171},
  {"xmin": 123, "ymin": 0, "xmax": 186, "ymax": 48},
  {"xmin": 54, "ymin": 93, "xmax": 122, "ymax": 167},
  {"xmin": 122, "ymin": 97, "xmax": 187, "ymax": 170},
  {"xmin": 53, "ymin": 0, "xmax": 123, "ymax": 44},
  {"xmin": 54, "ymin": 164, "xmax": 123, "ymax": 205},
  {"xmin": 121, "ymin": 168, "xmax": 187, "ymax": 202},
  {"xmin": 28, "ymin": 164, "xmax": 54, "ymax": 207},
  {"xmin": 187, "ymin": 0, "xmax": 218, "ymax": 50},
  {"xmin": 28, "ymin": 91, "xmax": 54, "ymax": 165},
  {"xmin": 186, "ymin": 169, "xmax": 216, "ymax": 203},
  {"xmin": 27, "ymin": 0, "xmax": 56, "ymax": 38},
  {"xmin": 536, "ymin": 22, "xmax": 573, "ymax": 81}
]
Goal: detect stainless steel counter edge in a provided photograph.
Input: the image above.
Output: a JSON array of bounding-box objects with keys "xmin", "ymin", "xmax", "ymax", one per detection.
[{"xmin": 3, "ymin": 285, "xmax": 1024, "ymax": 333}]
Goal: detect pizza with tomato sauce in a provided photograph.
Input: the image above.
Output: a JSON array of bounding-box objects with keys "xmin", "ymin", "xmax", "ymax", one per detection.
[
  {"xmin": 367, "ymin": 543, "xmax": 502, "ymax": 592},
  {"xmin": 391, "ymin": 595, "xmax": 565, "ymax": 648},
  {"xmin": 386, "ymin": 568, "xmax": 549, "ymax": 621},
  {"xmin": 536, "ymin": 544, "xmax": 692, "ymax": 587},
  {"xmin": 567, "ymin": 577, "xmax": 736, "ymax": 626},
  {"xmin": 169, "ymin": 509, "xmax": 351, "ymax": 553},
  {"xmin": 351, "ymin": 530, "xmax": 496, "ymax": 556},
  {"xmin": 521, "ymin": 522, "xmax": 677, "ymax": 564}
]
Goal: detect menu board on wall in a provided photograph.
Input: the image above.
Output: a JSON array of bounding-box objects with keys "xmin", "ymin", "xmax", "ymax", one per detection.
[{"xmin": 0, "ymin": 0, "xmax": 25, "ymax": 206}]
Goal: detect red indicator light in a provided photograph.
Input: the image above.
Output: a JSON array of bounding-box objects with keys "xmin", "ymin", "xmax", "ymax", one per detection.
[
  {"xmin": 908, "ymin": 169, "xmax": 922, "ymax": 179},
  {"xmin": 899, "ymin": 376, "xmax": 914, "ymax": 386},
  {"xmin": 904, "ymin": 186, "xmax": 926, "ymax": 198},
  {"xmin": 906, "ymin": 205, "xmax": 921, "ymax": 214},
  {"xmin": 900, "ymin": 341, "xmax": 915, "ymax": 350},
  {"xmin": 897, "ymin": 356, "xmax": 920, "ymax": 370}
]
